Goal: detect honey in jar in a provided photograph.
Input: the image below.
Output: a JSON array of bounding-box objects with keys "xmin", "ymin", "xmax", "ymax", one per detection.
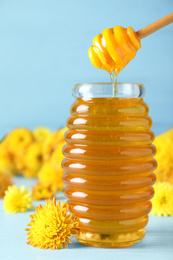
[{"xmin": 62, "ymin": 82, "xmax": 156, "ymax": 248}]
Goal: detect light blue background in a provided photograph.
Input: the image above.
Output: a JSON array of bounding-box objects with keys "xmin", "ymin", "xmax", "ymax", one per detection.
[{"xmin": 0, "ymin": 0, "xmax": 172, "ymax": 138}]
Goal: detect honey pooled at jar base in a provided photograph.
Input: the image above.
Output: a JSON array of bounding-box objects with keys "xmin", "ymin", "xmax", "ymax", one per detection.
[{"xmin": 62, "ymin": 97, "xmax": 156, "ymax": 248}]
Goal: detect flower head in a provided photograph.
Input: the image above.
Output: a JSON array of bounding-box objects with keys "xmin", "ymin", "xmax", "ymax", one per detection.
[
  {"xmin": 4, "ymin": 128, "xmax": 34, "ymax": 154},
  {"xmin": 0, "ymin": 144, "xmax": 17, "ymax": 175},
  {"xmin": 151, "ymin": 182, "xmax": 173, "ymax": 216},
  {"xmin": 50, "ymin": 141, "xmax": 66, "ymax": 167},
  {"xmin": 56, "ymin": 127, "xmax": 68, "ymax": 143},
  {"xmin": 2, "ymin": 128, "xmax": 34, "ymax": 173},
  {"xmin": 42, "ymin": 127, "xmax": 67, "ymax": 160},
  {"xmin": 25, "ymin": 197, "xmax": 79, "ymax": 249},
  {"xmin": 38, "ymin": 161, "xmax": 64, "ymax": 192},
  {"xmin": 23, "ymin": 143, "xmax": 43, "ymax": 177},
  {"xmin": 154, "ymin": 128, "xmax": 173, "ymax": 184},
  {"xmin": 4, "ymin": 185, "xmax": 34, "ymax": 213},
  {"xmin": 33, "ymin": 127, "xmax": 51, "ymax": 143},
  {"xmin": 38, "ymin": 141, "xmax": 66, "ymax": 192},
  {"xmin": 0, "ymin": 171, "xmax": 13, "ymax": 198},
  {"xmin": 32, "ymin": 182, "xmax": 54, "ymax": 200}
]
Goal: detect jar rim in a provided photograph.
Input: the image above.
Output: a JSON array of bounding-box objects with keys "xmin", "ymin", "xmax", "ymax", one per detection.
[{"xmin": 73, "ymin": 82, "xmax": 145, "ymax": 98}]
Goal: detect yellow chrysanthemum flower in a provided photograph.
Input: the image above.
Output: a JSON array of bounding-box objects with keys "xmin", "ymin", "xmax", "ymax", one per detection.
[
  {"xmin": 33, "ymin": 127, "xmax": 51, "ymax": 143},
  {"xmin": 42, "ymin": 127, "xmax": 67, "ymax": 160},
  {"xmin": 50, "ymin": 141, "xmax": 66, "ymax": 167},
  {"xmin": 0, "ymin": 144, "xmax": 17, "ymax": 175},
  {"xmin": 4, "ymin": 128, "xmax": 34, "ymax": 154},
  {"xmin": 154, "ymin": 128, "xmax": 173, "ymax": 184},
  {"xmin": 38, "ymin": 161, "xmax": 65, "ymax": 192},
  {"xmin": 23, "ymin": 143, "xmax": 43, "ymax": 178},
  {"xmin": 0, "ymin": 171, "xmax": 13, "ymax": 198},
  {"xmin": 22, "ymin": 169, "xmax": 37, "ymax": 178},
  {"xmin": 13, "ymin": 153, "xmax": 25, "ymax": 173},
  {"xmin": 25, "ymin": 197, "xmax": 79, "ymax": 249},
  {"xmin": 32, "ymin": 182, "xmax": 54, "ymax": 200},
  {"xmin": 151, "ymin": 182, "xmax": 173, "ymax": 216},
  {"xmin": 56, "ymin": 126, "xmax": 68, "ymax": 143},
  {"xmin": 2, "ymin": 128, "xmax": 35, "ymax": 173},
  {"xmin": 4, "ymin": 185, "xmax": 34, "ymax": 213}
]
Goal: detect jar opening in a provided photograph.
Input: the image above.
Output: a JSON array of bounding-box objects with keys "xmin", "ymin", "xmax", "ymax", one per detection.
[{"xmin": 73, "ymin": 83, "xmax": 145, "ymax": 98}]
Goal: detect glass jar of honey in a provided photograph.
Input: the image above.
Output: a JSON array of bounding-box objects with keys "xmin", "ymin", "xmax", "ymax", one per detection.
[{"xmin": 62, "ymin": 82, "xmax": 157, "ymax": 248}]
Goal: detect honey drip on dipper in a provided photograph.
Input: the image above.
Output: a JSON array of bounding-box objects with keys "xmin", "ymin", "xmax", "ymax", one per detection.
[{"xmin": 88, "ymin": 26, "xmax": 141, "ymax": 75}]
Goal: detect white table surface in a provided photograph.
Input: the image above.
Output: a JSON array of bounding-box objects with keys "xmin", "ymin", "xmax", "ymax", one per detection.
[{"xmin": 0, "ymin": 176, "xmax": 173, "ymax": 260}]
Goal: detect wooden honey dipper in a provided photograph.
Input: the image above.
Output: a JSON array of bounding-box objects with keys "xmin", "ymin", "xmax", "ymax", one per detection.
[
  {"xmin": 88, "ymin": 13, "xmax": 173, "ymax": 74},
  {"xmin": 137, "ymin": 13, "xmax": 173, "ymax": 39}
]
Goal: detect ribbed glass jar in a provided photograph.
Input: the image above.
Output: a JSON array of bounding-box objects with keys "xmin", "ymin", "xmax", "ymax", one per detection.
[{"xmin": 62, "ymin": 83, "xmax": 157, "ymax": 248}]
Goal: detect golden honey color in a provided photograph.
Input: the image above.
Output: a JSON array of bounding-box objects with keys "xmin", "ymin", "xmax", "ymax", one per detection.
[
  {"xmin": 62, "ymin": 96, "xmax": 156, "ymax": 247},
  {"xmin": 88, "ymin": 26, "xmax": 141, "ymax": 74}
]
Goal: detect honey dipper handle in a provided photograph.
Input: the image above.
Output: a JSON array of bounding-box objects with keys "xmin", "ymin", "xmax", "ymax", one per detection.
[{"xmin": 137, "ymin": 13, "xmax": 173, "ymax": 39}]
